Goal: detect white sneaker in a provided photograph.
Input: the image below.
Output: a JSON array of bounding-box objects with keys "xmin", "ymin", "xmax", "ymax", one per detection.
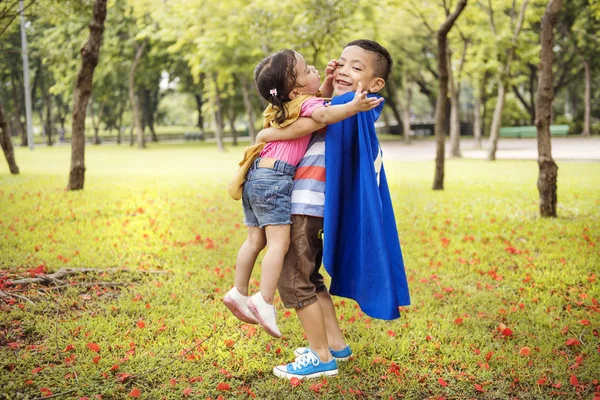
[
  {"xmin": 247, "ymin": 292, "xmax": 281, "ymax": 338},
  {"xmin": 223, "ymin": 287, "xmax": 258, "ymax": 324}
]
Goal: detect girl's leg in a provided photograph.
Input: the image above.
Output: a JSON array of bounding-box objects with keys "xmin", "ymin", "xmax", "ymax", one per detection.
[
  {"xmin": 260, "ymin": 224, "xmax": 291, "ymax": 303},
  {"xmin": 234, "ymin": 226, "xmax": 266, "ymax": 295},
  {"xmin": 223, "ymin": 227, "xmax": 265, "ymax": 324},
  {"xmin": 247, "ymin": 224, "xmax": 290, "ymax": 338}
]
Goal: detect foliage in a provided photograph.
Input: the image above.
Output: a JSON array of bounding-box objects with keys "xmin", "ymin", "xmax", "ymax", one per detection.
[{"xmin": 1, "ymin": 145, "xmax": 599, "ymax": 399}]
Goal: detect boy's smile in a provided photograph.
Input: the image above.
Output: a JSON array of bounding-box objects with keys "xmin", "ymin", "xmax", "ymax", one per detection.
[{"xmin": 333, "ymin": 45, "xmax": 385, "ymax": 96}]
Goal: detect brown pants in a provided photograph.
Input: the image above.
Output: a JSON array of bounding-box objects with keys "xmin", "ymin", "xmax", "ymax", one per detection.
[{"xmin": 278, "ymin": 215, "xmax": 327, "ymax": 309}]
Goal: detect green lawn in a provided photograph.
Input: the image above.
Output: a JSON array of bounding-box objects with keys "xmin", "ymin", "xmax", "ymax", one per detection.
[{"xmin": 1, "ymin": 143, "xmax": 599, "ymax": 399}]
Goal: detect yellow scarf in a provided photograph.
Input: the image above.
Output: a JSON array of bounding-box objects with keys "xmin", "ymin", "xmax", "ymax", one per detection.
[{"xmin": 262, "ymin": 94, "xmax": 318, "ymax": 128}]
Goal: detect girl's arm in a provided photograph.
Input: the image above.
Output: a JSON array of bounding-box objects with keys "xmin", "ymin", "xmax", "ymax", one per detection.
[
  {"xmin": 310, "ymin": 82, "xmax": 383, "ymax": 125},
  {"xmin": 256, "ymin": 118, "xmax": 325, "ymax": 143}
]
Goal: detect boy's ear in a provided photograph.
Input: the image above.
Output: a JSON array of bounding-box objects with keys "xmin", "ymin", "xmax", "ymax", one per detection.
[{"xmin": 367, "ymin": 78, "xmax": 385, "ymax": 94}]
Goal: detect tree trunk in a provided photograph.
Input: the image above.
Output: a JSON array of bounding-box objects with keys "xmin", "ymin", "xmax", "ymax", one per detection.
[
  {"xmin": 129, "ymin": 39, "xmax": 147, "ymax": 150},
  {"xmin": 473, "ymin": 94, "xmax": 482, "ymax": 149},
  {"xmin": 67, "ymin": 0, "xmax": 108, "ymax": 191},
  {"xmin": 240, "ymin": 75, "xmax": 256, "ymax": 143},
  {"xmin": 212, "ymin": 73, "xmax": 225, "ymax": 152},
  {"xmin": 433, "ymin": 0, "xmax": 468, "ymax": 190},
  {"xmin": 116, "ymin": 91, "xmax": 126, "ymax": 145},
  {"xmin": 535, "ymin": 0, "xmax": 562, "ymax": 218},
  {"xmin": 486, "ymin": 0, "xmax": 529, "ymax": 161},
  {"xmin": 0, "ymin": 103, "xmax": 19, "ymax": 174},
  {"xmin": 44, "ymin": 89, "xmax": 53, "ymax": 146},
  {"xmin": 402, "ymin": 82, "xmax": 412, "ymax": 144},
  {"xmin": 227, "ymin": 105, "xmax": 238, "ymax": 146},
  {"xmin": 149, "ymin": 86, "xmax": 159, "ymax": 142},
  {"xmin": 448, "ymin": 52, "xmax": 461, "ymax": 157},
  {"xmin": 194, "ymin": 94, "xmax": 206, "ymax": 135},
  {"xmin": 10, "ymin": 75, "xmax": 27, "ymax": 147},
  {"xmin": 487, "ymin": 82, "xmax": 506, "ymax": 161},
  {"xmin": 582, "ymin": 59, "xmax": 591, "ymax": 136},
  {"xmin": 384, "ymin": 78, "xmax": 403, "ymax": 127},
  {"xmin": 90, "ymin": 97, "xmax": 104, "ymax": 145}
]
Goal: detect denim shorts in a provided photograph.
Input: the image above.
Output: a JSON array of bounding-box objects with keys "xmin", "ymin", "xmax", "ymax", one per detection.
[{"xmin": 242, "ymin": 158, "xmax": 296, "ymax": 228}]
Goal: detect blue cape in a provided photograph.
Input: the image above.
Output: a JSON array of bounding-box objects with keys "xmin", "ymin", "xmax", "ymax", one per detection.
[{"xmin": 323, "ymin": 92, "xmax": 411, "ymax": 320}]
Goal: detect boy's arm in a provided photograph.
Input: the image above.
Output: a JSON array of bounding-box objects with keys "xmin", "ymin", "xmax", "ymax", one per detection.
[
  {"xmin": 256, "ymin": 118, "xmax": 325, "ymax": 143},
  {"xmin": 310, "ymin": 82, "xmax": 383, "ymax": 125}
]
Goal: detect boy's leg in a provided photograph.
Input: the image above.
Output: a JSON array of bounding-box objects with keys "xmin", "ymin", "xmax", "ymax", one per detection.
[
  {"xmin": 316, "ymin": 290, "xmax": 347, "ymax": 352},
  {"xmin": 274, "ymin": 215, "xmax": 337, "ymax": 379},
  {"xmin": 296, "ymin": 301, "xmax": 332, "ymax": 362}
]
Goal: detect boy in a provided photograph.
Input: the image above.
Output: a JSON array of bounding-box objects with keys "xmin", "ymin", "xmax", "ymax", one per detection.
[{"xmin": 257, "ymin": 39, "xmax": 410, "ymax": 379}]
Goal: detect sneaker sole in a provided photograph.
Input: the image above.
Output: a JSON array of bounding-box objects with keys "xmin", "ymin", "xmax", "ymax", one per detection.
[
  {"xmin": 294, "ymin": 349, "xmax": 351, "ymax": 362},
  {"xmin": 223, "ymin": 297, "xmax": 258, "ymax": 325},
  {"xmin": 273, "ymin": 366, "xmax": 338, "ymax": 380},
  {"xmin": 247, "ymin": 299, "xmax": 282, "ymax": 338}
]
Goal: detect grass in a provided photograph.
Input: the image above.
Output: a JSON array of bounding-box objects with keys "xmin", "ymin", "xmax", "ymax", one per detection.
[{"xmin": 0, "ymin": 142, "xmax": 599, "ymax": 399}]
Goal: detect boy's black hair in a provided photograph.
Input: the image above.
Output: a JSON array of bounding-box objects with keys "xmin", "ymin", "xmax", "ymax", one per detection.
[
  {"xmin": 346, "ymin": 39, "xmax": 392, "ymax": 82},
  {"xmin": 254, "ymin": 49, "xmax": 298, "ymax": 125}
]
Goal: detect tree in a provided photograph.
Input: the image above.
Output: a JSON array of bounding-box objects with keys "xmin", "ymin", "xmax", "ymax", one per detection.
[
  {"xmin": 484, "ymin": 0, "xmax": 530, "ymax": 161},
  {"xmin": 129, "ymin": 38, "xmax": 147, "ymax": 149},
  {"xmin": 0, "ymin": 103, "xmax": 19, "ymax": 174},
  {"xmin": 433, "ymin": 0, "xmax": 468, "ymax": 191},
  {"xmin": 67, "ymin": 0, "xmax": 108, "ymax": 191},
  {"xmin": 535, "ymin": 0, "xmax": 562, "ymax": 217}
]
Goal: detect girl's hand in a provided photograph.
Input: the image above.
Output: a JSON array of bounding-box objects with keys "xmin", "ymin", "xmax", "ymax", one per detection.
[
  {"xmin": 350, "ymin": 82, "xmax": 384, "ymax": 111},
  {"xmin": 324, "ymin": 59, "xmax": 338, "ymax": 77},
  {"xmin": 319, "ymin": 59, "xmax": 337, "ymax": 98}
]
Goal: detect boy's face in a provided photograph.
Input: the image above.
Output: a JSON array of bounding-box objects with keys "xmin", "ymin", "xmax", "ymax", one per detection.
[
  {"xmin": 291, "ymin": 52, "xmax": 321, "ymax": 97},
  {"xmin": 332, "ymin": 45, "xmax": 385, "ymax": 96}
]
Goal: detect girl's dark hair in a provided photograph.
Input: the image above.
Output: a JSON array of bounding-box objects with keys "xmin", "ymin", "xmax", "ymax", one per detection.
[{"xmin": 254, "ymin": 49, "xmax": 298, "ymax": 125}]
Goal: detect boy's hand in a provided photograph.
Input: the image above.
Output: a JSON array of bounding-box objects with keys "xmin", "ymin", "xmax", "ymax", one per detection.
[{"xmin": 350, "ymin": 82, "xmax": 384, "ymax": 111}]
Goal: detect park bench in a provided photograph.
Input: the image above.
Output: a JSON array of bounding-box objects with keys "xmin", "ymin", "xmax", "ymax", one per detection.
[
  {"xmin": 499, "ymin": 125, "xmax": 569, "ymax": 138},
  {"xmin": 184, "ymin": 132, "xmax": 205, "ymax": 141}
]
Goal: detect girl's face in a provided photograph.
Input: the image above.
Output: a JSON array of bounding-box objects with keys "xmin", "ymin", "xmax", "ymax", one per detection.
[{"xmin": 291, "ymin": 52, "xmax": 321, "ymax": 96}]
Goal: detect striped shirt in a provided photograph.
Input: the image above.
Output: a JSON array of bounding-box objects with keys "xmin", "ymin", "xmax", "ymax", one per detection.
[{"xmin": 291, "ymin": 132, "xmax": 326, "ymax": 218}]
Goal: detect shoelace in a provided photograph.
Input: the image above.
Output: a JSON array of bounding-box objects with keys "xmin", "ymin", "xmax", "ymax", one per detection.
[{"xmin": 290, "ymin": 351, "xmax": 319, "ymax": 371}]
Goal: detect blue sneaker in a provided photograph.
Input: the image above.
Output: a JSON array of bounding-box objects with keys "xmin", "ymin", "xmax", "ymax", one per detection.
[
  {"xmin": 273, "ymin": 349, "xmax": 338, "ymax": 379},
  {"xmin": 294, "ymin": 345, "xmax": 353, "ymax": 361}
]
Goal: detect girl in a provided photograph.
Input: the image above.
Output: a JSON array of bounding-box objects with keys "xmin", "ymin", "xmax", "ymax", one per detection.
[{"xmin": 224, "ymin": 49, "xmax": 382, "ymax": 338}]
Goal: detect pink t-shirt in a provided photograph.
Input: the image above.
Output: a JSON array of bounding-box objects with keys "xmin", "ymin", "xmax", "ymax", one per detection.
[{"xmin": 260, "ymin": 97, "xmax": 324, "ymax": 166}]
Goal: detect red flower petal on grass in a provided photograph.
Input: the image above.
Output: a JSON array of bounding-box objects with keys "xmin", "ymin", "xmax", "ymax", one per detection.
[
  {"xmin": 182, "ymin": 387, "xmax": 193, "ymax": 397},
  {"xmin": 92, "ymin": 356, "xmax": 101, "ymax": 364},
  {"xmin": 290, "ymin": 377, "xmax": 302, "ymax": 387},
  {"xmin": 570, "ymin": 374, "xmax": 579, "ymax": 386},
  {"xmin": 501, "ymin": 328, "xmax": 513, "ymax": 337},
  {"xmin": 565, "ymin": 338, "xmax": 580, "ymax": 346},
  {"xmin": 519, "ymin": 346, "xmax": 531, "ymax": 356},
  {"xmin": 128, "ymin": 388, "xmax": 140, "ymax": 398},
  {"xmin": 454, "ymin": 318, "xmax": 463, "ymax": 325},
  {"xmin": 438, "ymin": 378, "xmax": 448, "ymax": 387},
  {"xmin": 580, "ymin": 319, "xmax": 590, "ymax": 326},
  {"xmin": 86, "ymin": 343, "xmax": 101, "ymax": 353},
  {"xmin": 474, "ymin": 383, "xmax": 485, "ymax": 392},
  {"xmin": 136, "ymin": 320, "xmax": 145, "ymax": 329},
  {"xmin": 216, "ymin": 382, "xmax": 230, "ymax": 391}
]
